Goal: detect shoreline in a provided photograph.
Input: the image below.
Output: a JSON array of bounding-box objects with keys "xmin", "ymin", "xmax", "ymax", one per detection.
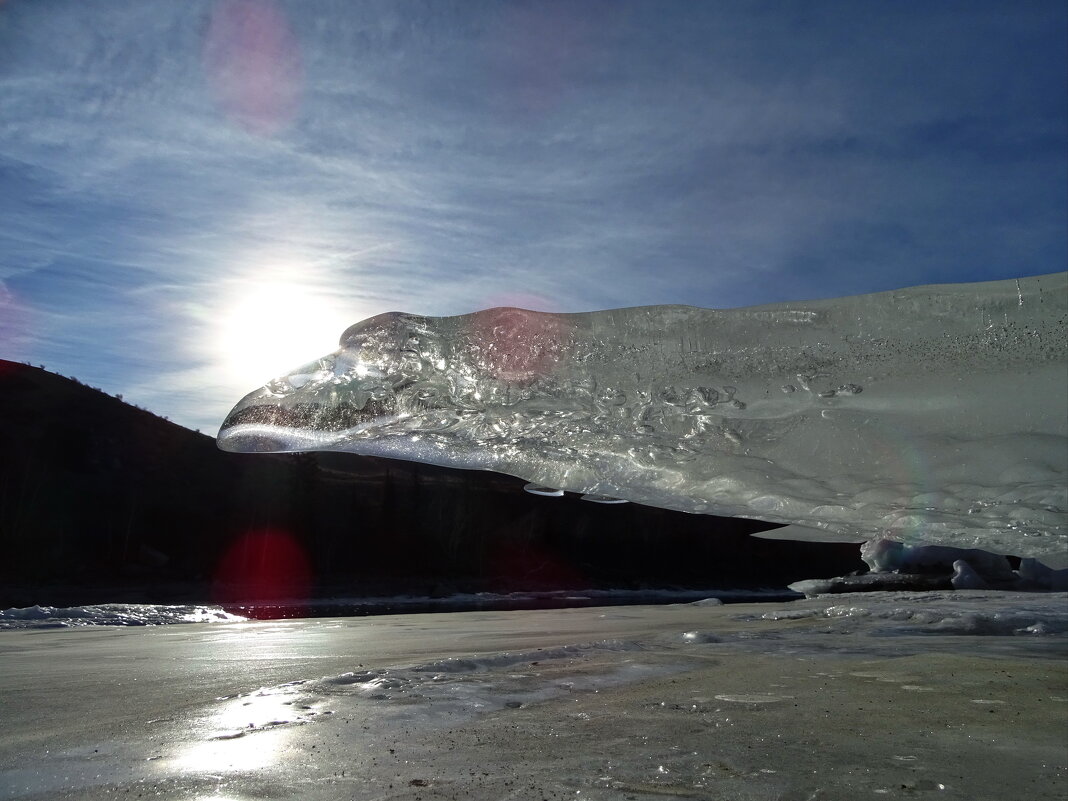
[{"xmin": 0, "ymin": 586, "xmax": 796, "ymax": 629}]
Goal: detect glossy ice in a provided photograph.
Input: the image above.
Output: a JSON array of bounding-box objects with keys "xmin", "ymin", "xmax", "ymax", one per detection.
[
  {"xmin": 218, "ymin": 273, "xmax": 1068, "ymax": 560},
  {"xmin": 1, "ymin": 594, "xmax": 1065, "ymax": 800}
]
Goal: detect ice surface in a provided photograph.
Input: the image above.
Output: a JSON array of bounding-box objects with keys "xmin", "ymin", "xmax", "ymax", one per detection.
[
  {"xmin": 218, "ymin": 273, "xmax": 1068, "ymax": 560},
  {"xmin": 750, "ymin": 590, "xmax": 1068, "ymax": 636},
  {"xmin": 1, "ymin": 594, "xmax": 1064, "ymax": 800}
]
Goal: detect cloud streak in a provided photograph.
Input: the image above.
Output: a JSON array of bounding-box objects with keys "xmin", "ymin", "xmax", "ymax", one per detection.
[{"xmin": 0, "ymin": 0, "xmax": 1064, "ymax": 431}]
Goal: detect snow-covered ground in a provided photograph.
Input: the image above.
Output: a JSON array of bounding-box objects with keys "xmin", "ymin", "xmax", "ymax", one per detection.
[
  {"xmin": 0, "ymin": 604, "xmax": 248, "ymax": 629},
  {"xmin": 1, "ymin": 592, "xmax": 1064, "ymax": 800}
]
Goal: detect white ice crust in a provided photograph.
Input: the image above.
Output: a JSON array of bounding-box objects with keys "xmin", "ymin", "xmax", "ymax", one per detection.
[
  {"xmin": 0, "ymin": 603, "xmax": 246, "ymax": 629},
  {"xmin": 218, "ymin": 273, "xmax": 1068, "ymax": 561}
]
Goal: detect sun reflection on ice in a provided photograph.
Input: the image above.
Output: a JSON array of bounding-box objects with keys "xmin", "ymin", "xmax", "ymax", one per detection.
[
  {"xmin": 175, "ymin": 728, "xmax": 286, "ymax": 774},
  {"xmin": 169, "ymin": 682, "xmax": 321, "ymax": 775}
]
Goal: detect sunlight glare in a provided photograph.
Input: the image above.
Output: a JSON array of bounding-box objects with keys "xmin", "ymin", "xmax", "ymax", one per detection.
[
  {"xmin": 217, "ymin": 279, "xmax": 353, "ymax": 389},
  {"xmin": 168, "ymin": 683, "xmax": 317, "ymax": 775}
]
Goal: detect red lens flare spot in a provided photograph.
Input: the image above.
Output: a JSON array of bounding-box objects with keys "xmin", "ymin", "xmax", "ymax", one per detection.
[
  {"xmin": 488, "ymin": 540, "xmax": 586, "ymax": 595},
  {"xmin": 202, "ymin": 0, "xmax": 303, "ymax": 135},
  {"xmin": 212, "ymin": 528, "xmax": 312, "ymax": 618},
  {"xmin": 466, "ymin": 307, "xmax": 571, "ymax": 384},
  {"xmin": 0, "ymin": 284, "xmax": 31, "ymax": 356}
]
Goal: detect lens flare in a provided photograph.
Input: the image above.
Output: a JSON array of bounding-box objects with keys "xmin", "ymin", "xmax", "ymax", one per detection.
[
  {"xmin": 202, "ymin": 0, "xmax": 303, "ymax": 135},
  {"xmin": 465, "ymin": 306, "xmax": 572, "ymax": 384},
  {"xmin": 212, "ymin": 528, "xmax": 311, "ymax": 618},
  {"xmin": 0, "ymin": 283, "xmax": 31, "ymax": 359},
  {"xmin": 214, "ymin": 276, "xmax": 356, "ymax": 390}
]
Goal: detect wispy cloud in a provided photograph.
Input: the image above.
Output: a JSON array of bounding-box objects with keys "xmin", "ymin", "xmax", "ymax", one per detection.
[{"xmin": 1, "ymin": 0, "xmax": 1064, "ymax": 431}]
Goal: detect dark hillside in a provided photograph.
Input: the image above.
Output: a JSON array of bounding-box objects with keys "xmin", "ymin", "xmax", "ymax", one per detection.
[
  {"xmin": 0, "ymin": 360, "xmax": 304, "ymax": 596},
  {"xmin": 0, "ymin": 360, "xmax": 863, "ymax": 608}
]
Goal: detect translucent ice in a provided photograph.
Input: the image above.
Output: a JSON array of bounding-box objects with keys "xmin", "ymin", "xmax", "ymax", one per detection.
[
  {"xmin": 218, "ymin": 273, "xmax": 1067, "ymax": 561},
  {"xmin": 860, "ymin": 537, "xmax": 1017, "ymax": 580}
]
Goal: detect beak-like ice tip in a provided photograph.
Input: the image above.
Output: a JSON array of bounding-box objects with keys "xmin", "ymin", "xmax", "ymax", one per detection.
[{"xmin": 216, "ymin": 423, "xmax": 287, "ymax": 453}]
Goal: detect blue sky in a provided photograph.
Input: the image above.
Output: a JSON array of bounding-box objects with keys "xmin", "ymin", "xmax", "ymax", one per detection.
[{"xmin": 1, "ymin": 0, "xmax": 1065, "ymax": 433}]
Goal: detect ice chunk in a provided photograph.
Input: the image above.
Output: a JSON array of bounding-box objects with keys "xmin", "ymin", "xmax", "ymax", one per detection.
[
  {"xmin": 861, "ymin": 538, "xmax": 1016, "ymax": 582},
  {"xmin": 951, "ymin": 559, "xmax": 989, "ymax": 590},
  {"xmin": 523, "ymin": 483, "xmax": 564, "ymax": 497},
  {"xmin": 788, "ymin": 572, "xmax": 953, "ymax": 597},
  {"xmin": 218, "ymin": 273, "xmax": 1068, "ymax": 561},
  {"xmin": 1017, "ymin": 558, "xmax": 1068, "ymax": 590},
  {"xmin": 796, "ymin": 538, "xmax": 1067, "ymax": 595},
  {"xmin": 580, "ymin": 493, "xmax": 628, "ymax": 504},
  {"xmin": 787, "ymin": 578, "xmax": 836, "ymax": 597}
]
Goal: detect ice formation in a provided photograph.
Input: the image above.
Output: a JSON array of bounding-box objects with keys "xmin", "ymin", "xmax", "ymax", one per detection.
[
  {"xmin": 218, "ymin": 273, "xmax": 1067, "ymax": 561},
  {"xmin": 789, "ymin": 537, "xmax": 1068, "ymax": 597},
  {"xmin": 860, "ymin": 537, "xmax": 1017, "ymax": 579}
]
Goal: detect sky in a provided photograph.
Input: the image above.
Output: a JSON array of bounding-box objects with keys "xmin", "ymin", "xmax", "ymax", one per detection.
[{"xmin": 1, "ymin": 0, "xmax": 1065, "ymax": 433}]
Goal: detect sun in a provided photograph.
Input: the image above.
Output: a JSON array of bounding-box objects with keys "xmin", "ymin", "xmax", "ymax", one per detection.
[{"xmin": 216, "ymin": 279, "xmax": 354, "ymax": 389}]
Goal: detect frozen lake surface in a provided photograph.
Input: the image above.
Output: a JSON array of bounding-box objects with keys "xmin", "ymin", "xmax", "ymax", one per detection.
[{"xmin": 1, "ymin": 591, "xmax": 1064, "ymax": 800}]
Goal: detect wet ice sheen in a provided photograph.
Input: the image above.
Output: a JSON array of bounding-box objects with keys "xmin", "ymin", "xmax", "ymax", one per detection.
[
  {"xmin": 218, "ymin": 273, "xmax": 1068, "ymax": 561},
  {"xmin": 0, "ymin": 593, "xmax": 1064, "ymax": 800}
]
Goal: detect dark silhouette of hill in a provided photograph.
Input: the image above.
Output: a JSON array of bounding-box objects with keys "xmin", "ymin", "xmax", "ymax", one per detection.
[{"xmin": 0, "ymin": 360, "xmax": 862, "ymax": 610}]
